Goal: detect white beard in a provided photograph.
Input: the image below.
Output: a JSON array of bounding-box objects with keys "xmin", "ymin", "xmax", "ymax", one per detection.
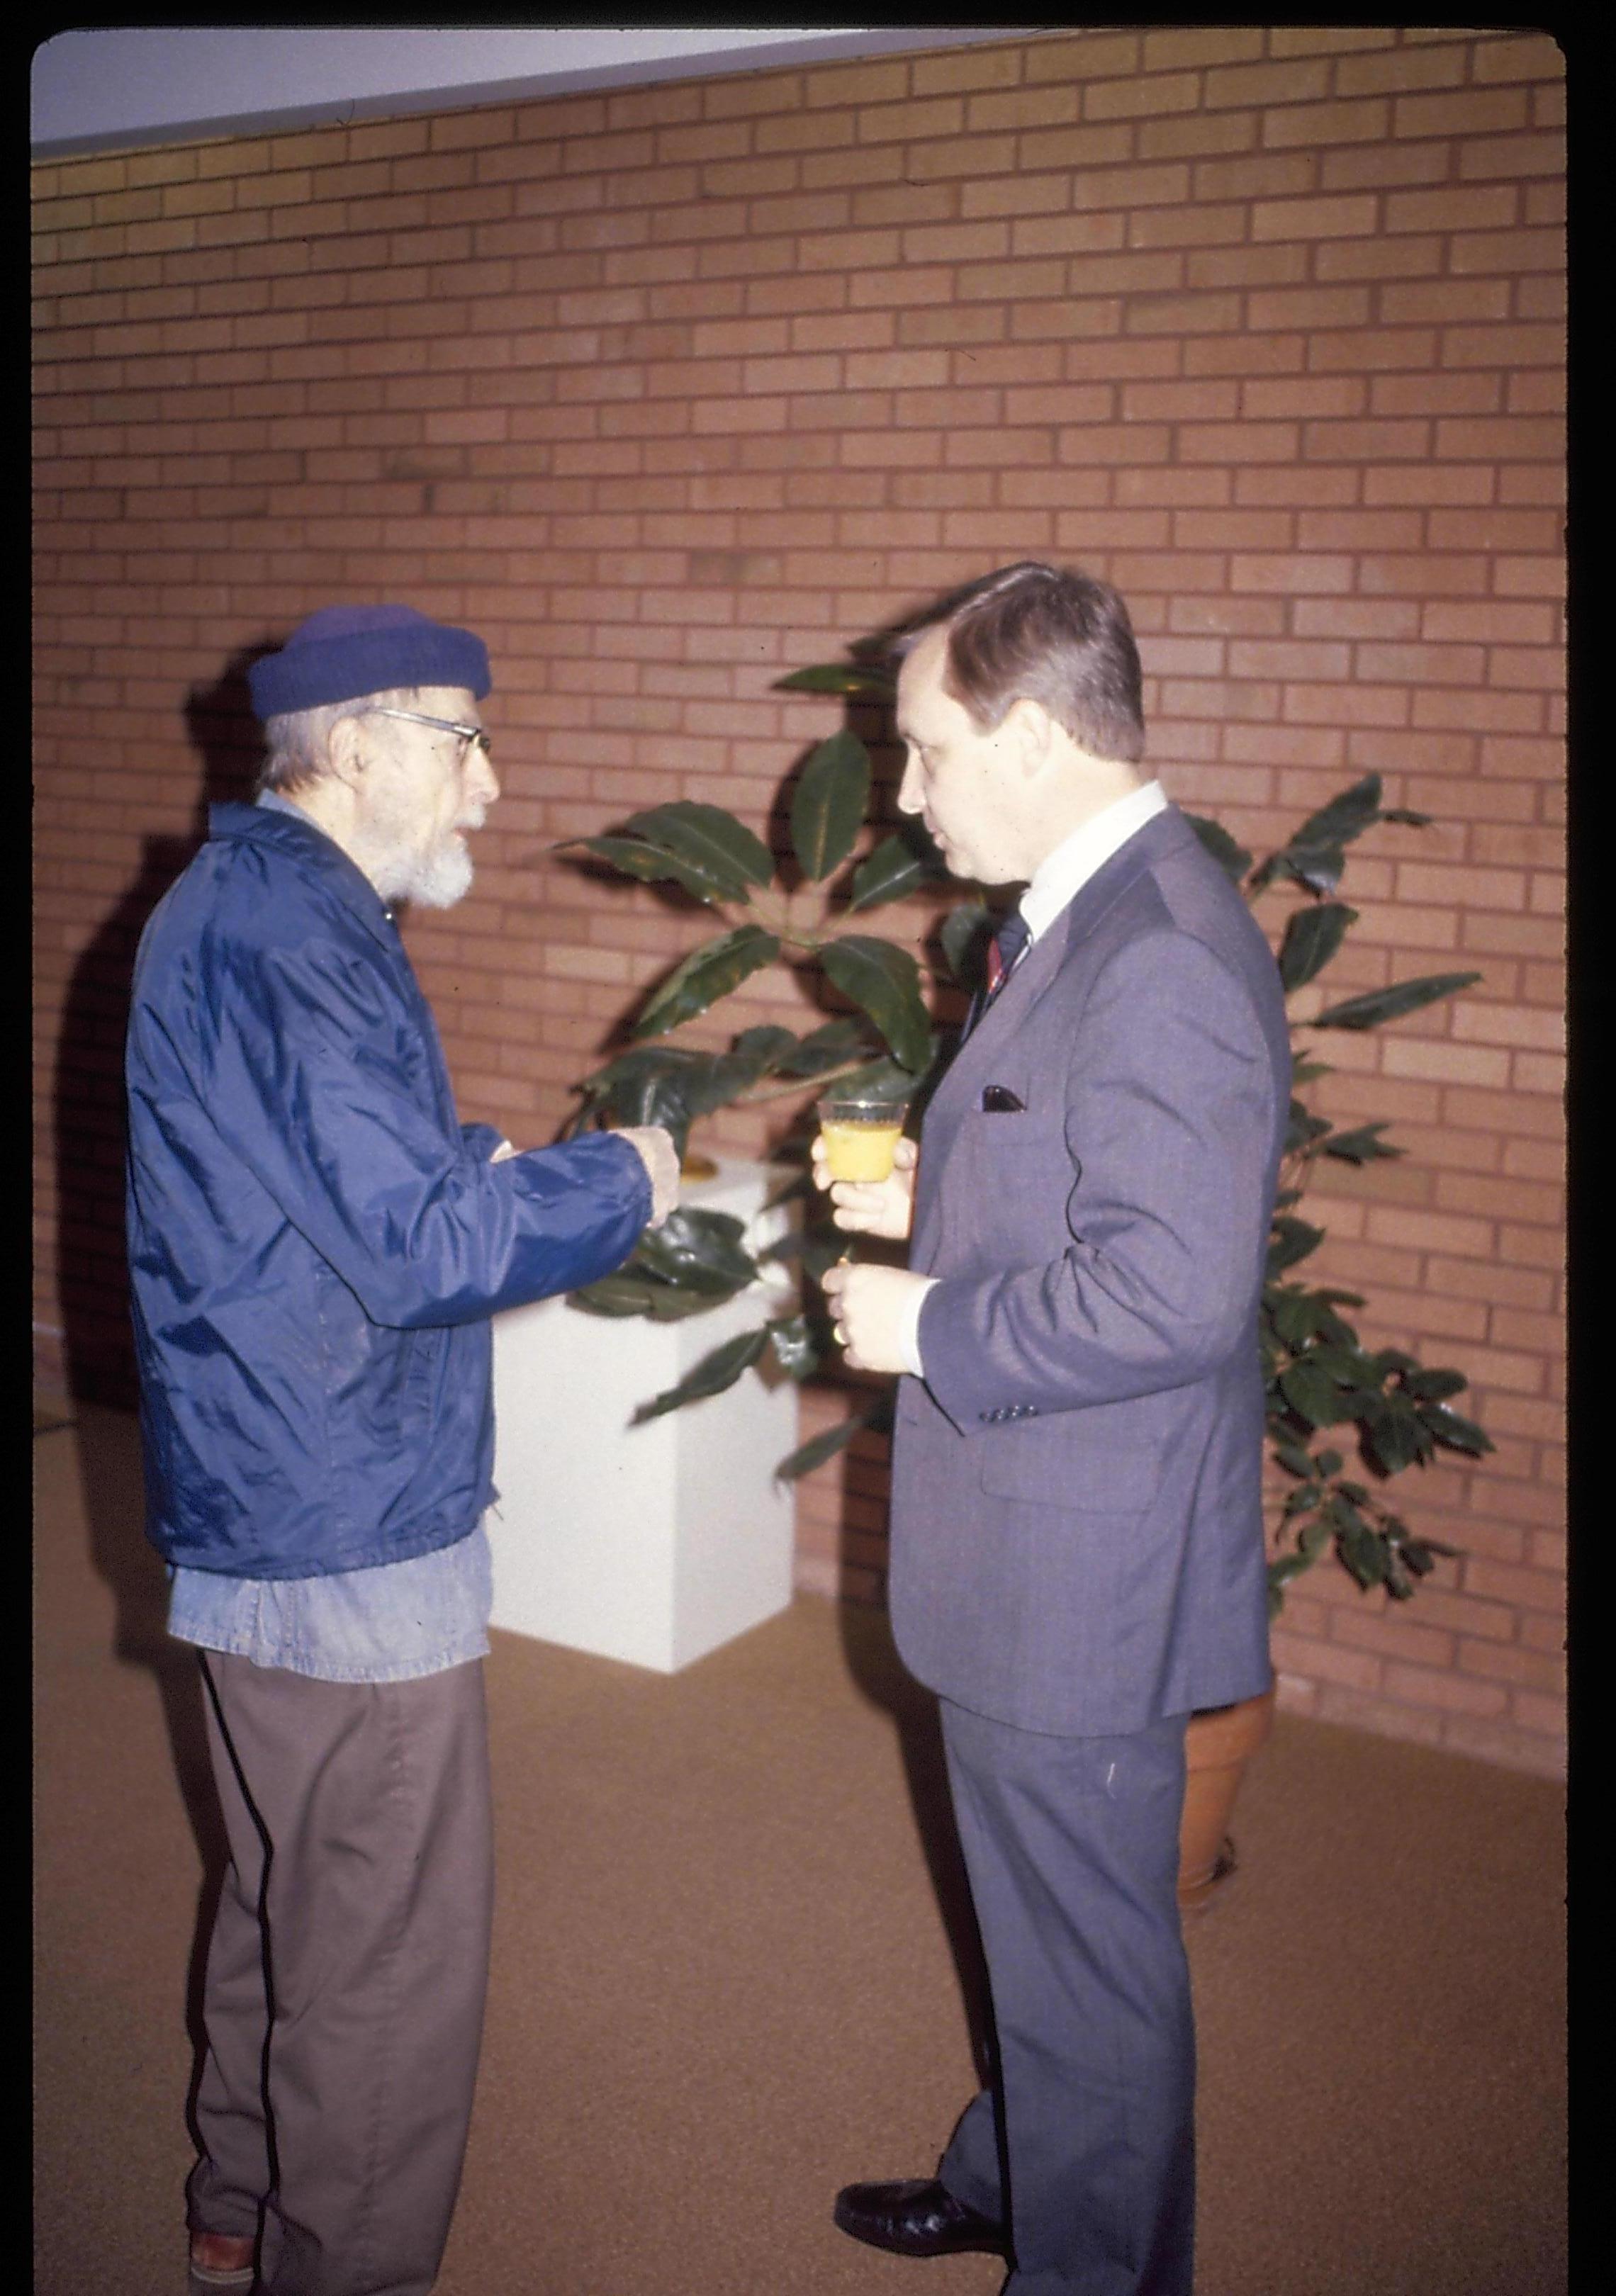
[
  {"xmin": 364, "ymin": 798, "xmax": 486, "ymax": 910},
  {"xmin": 376, "ymin": 833, "xmax": 474, "ymax": 911}
]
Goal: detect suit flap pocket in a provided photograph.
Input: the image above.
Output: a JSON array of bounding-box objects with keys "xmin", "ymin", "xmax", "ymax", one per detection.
[{"xmin": 978, "ymin": 1424, "xmax": 1161, "ymax": 1512}]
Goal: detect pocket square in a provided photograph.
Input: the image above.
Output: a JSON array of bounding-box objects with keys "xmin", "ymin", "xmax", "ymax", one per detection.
[{"xmin": 982, "ymin": 1085, "xmax": 1026, "ymax": 1113}]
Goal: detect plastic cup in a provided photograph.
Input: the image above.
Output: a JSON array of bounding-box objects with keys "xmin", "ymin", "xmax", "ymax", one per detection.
[{"xmin": 817, "ymin": 1095, "xmax": 909, "ymax": 1183}]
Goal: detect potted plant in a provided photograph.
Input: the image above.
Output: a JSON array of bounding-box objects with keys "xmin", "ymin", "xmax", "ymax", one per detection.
[{"xmin": 556, "ymin": 663, "xmax": 1494, "ymax": 1898}]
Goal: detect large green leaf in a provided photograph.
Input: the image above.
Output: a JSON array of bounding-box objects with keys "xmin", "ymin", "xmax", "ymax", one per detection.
[
  {"xmin": 1183, "ymin": 813, "xmax": 1253, "ymax": 887},
  {"xmin": 790, "ymin": 730, "xmax": 871, "ymax": 882},
  {"xmin": 694, "ymin": 1027, "xmax": 800, "ymax": 1108},
  {"xmin": 834, "ymin": 1051, "xmax": 924, "ymax": 1099},
  {"xmin": 1255, "ymin": 776, "xmax": 1384, "ymax": 895},
  {"xmin": 729, "ymin": 1023, "xmax": 799, "ymax": 1074},
  {"xmin": 573, "ymin": 1044, "xmax": 735, "ymax": 1154},
  {"xmin": 774, "ymin": 663, "xmax": 895, "ymax": 697},
  {"xmin": 1361, "ymin": 1394, "xmax": 1433, "ymax": 1475},
  {"xmin": 635, "ymin": 1206, "xmax": 760, "ymax": 1295},
  {"xmin": 848, "ymin": 833, "xmax": 936, "ymax": 912},
  {"xmin": 1367, "ymin": 1346, "xmax": 1418, "ymax": 1380},
  {"xmin": 1401, "ymin": 1366, "xmax": 1468, "ymax": 1403},
  {"xmin": 1269, "ymin": 1285, "xmax": 1354, "ymax": 1351},
  {"xmin": 560, "ymin": 835, "xmax": 740, "ymax": 907},
  {"xmin": 568, "ymin": 1273, "xmax": 667, "ymax": 1318},
  {"xmin": 620, "ymin": 801, "xmax": 774, "ymax": 893},
  {"xmin": 1311, "ymin": 971, "xmax": 1482, "ymax": 1031},
  {"xmin": 629, "ymin": 925, "xmax": 782, "ymax": 1040},
  {"xmin": 774, "ymin": 1397, "xmax": 889, "ymax": 1481},
  {"xmin": 1279, "ymin": 901, "xmax": 1358, "ymax": 992},
  {"xmin": 1336, "ymin": 1513, "xmax": 1389, "ymax": 1590},
  {"xmin": 1284, "ymin": 1101, "xmax": 1333, "ymax": 1157},
  {"xmin": 773, "ymin": 1015, "xmax": 878, "ymax": 1078},
  {"xmin": 1290, "ymin": 775, "xmax": 1386, "ymax": 852},
  {"xmin": 766, "ymin": 1314, "xmax": 820, "ymax": 1380},
  {"xmin": 820, "ymin": 935, "xmax": 933, "ymax": 1074},
  {"xmin": 1323, "ymin": 1122, "xmax": 1404, "ymax": 1164},
  {"xmin": 1267, "ymin": 1552, "xmax": 1313, "ymax": 1610},
  {"xmin": 938, "ymin": 899, "xmax": 993, "ymax": 989},
  {"xmin": 1267, "ymin": 1215, "xmax": 1325, "ymax": 1276},
  {"xmin": 1418, "ymin": 1402, "xmax": 1494, "ymax": 1456},
  {"xmin": 631, "ymin": 1327, "xmax": 770, "ymax": 1423},
  {"xmin": 1279, "ymin": 1357, "xmax": 1345, "ymax": 1428},
  {"xmin": 1271, "ymin": 1435, "xmax": 1317, "ymax": 1479}
]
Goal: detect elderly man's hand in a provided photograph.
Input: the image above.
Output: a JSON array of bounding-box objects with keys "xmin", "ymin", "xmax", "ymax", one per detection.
[
  {"xmin": 810, "ymin": 1132, "xmax": 917, "ymax": 1241},
  {"xmin": 617, "ymin": 1125, "xmax": 681, "ymax": 1227},
  {"xmin": 821, "ymin": 1257, "xmax": 930, "ymax": 1375}
]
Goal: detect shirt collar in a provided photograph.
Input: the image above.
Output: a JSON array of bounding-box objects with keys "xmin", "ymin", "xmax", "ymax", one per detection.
[{"xmin": 1019, "ymin": 780, "xmax": 1169, "ymax": 944}]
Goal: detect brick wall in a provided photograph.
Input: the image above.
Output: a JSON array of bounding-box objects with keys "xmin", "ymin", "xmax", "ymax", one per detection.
[{"xmin": 33, "ymin": 26, "xmax": 1565, "ymax": 1775}]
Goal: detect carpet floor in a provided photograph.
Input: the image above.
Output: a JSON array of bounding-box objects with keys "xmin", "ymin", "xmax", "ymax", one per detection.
[{"xmin": 34, "ymin": 1406, "xmax": 1566, "ymax": 2295}]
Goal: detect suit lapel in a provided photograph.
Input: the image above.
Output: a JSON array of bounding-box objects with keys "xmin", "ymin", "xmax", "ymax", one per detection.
[
  {"xmin": 965, "ymin": 805, "xmax": 1195, "ymax": 1054},
  {"xmin": 915, "ymin": 806, "xmax": 1198, "ymax": 1257}
]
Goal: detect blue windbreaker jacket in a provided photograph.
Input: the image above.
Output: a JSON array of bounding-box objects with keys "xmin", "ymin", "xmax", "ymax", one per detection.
[{"xmin": 125, "ymin": 802, "xmax": 651, "ymax": 1578}]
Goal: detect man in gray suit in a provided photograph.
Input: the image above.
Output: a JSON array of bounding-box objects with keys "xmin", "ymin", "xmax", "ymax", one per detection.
[{"xmin": 819, "ymin": 562, "xmax": 1290, "ymax": 2296}]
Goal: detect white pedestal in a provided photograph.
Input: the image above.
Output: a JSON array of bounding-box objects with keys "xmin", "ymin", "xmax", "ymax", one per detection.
[{"xmin": 488, "ymin": 1159, "xmax": 799, "ymax": 1672}]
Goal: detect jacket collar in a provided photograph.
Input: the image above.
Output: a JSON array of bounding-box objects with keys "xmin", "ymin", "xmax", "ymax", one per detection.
[
  {"xmin": 943, "ymin": 804, "xmax": 1197, "ymax": 1079},
  {"xmin": 207, "ymin": 801, "xmax": 402, "ymax": 953},
  {"xmin": 1056, "ymin": 800, "xmax": 1197, "ymax": 955}
]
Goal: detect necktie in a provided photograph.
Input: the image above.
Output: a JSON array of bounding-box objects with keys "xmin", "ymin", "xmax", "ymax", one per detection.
[
  {"xmin": 964, "ymin": 909, "xmax": 1031, "ymax": 1040},
  {"xmin": 984, "ymin": 909, "xmax": 1031, "ymax": 1002}
]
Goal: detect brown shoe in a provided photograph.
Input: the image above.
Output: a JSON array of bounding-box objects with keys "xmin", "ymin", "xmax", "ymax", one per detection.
[{"xmin": 189, "ymin": 2231, "xmax": 256, "ymax": 2292}]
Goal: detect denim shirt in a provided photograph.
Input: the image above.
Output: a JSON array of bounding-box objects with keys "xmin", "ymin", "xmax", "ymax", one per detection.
[
  {"xmin": 167, "ymin": 1521, "xmax": 493, "ymax": 1683},
  {"xmin": 165, "ymin": 790, "xmax": 494, "ymax": 1682}
]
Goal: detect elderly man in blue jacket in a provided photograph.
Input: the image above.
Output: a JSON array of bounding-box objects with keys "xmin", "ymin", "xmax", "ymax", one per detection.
[{"xmin": 125, "ymin": 604, "xmax": 679, "ymax": 2296}]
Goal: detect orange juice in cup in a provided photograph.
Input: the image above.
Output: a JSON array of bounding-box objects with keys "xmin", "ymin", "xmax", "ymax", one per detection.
[{"xmin": 817, "ymin": 1095, "xmax": 909, "ymax": 1183}]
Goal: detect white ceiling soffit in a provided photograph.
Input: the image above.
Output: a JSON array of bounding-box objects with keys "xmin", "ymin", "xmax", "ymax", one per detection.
[{"xmin": 31, "ymin": 26, "xmax": 1045, "ymax": 158}]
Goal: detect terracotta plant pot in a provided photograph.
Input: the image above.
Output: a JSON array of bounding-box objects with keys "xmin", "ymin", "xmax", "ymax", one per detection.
[{"xmin": 1177, "ymin": 1687, "xmax": 1276, "ymax": 1913}]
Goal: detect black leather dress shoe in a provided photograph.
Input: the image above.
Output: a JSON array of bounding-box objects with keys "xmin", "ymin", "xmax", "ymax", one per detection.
[{"xmin": 833, "ymin": 2176, "xmax": 1008, "ymax": 2258}]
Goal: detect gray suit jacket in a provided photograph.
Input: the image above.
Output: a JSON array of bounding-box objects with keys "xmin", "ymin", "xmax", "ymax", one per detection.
[{"xmin": 889, "ymin": 804, "xmax": 1291, "ymax": 1738}]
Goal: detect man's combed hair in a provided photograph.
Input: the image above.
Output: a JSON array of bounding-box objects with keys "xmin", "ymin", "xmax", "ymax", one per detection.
[
  {"xmin": 898, "ymin": 561, "xmax": 1146, "ymax": 765},
  {"xmin": 256, "ymin": 687, "xmax": 420, "ymax": 797}
]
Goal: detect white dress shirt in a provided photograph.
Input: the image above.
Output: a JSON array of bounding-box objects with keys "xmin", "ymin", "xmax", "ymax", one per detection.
[{"xmin": 897, "ymin": 780, "xmax": 1169, "ymax": 1376}]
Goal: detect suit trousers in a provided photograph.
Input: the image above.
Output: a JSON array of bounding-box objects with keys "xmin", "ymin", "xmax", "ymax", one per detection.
[
  {"xmin": 187, "ymin": 1650, "xmax": 494, "ymax": 2296},
  {"xmin": 936, "ymin": 1699, "xmax": 1195, "ymax": 2296}
]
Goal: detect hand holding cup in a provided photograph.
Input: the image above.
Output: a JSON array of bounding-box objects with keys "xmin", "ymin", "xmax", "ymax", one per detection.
[{"xmin": 812, "ymin": 1094, "xmax": 916, "ymax": 1242}]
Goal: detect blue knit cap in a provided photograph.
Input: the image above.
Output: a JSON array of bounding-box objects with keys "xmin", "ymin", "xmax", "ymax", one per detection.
[{"xmin": 246, "ymin": 604, "xmax": 492, "ymax": 721}]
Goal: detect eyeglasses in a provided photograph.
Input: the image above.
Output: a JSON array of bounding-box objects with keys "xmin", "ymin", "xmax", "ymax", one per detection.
[{"xmin": 369, "ymin": 706, "xmax": 493, "ymax": 766}]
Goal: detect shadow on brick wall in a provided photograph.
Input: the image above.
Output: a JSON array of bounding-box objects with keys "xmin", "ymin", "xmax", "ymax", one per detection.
[{"xmin": 52, "ymin": 646, "xmax": 270, "ymax": 1407}]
